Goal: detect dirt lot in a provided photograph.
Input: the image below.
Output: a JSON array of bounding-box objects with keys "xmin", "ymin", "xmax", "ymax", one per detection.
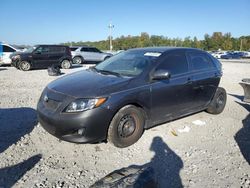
[{"xmin": 0, "ymin": 61, "xmax": 249, "ymax": 188}]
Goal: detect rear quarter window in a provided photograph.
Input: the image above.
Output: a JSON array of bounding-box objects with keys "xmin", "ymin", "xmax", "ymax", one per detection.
[{"xmin": 188, "ymin": 52, "xmax": 215, "ymax": 71}]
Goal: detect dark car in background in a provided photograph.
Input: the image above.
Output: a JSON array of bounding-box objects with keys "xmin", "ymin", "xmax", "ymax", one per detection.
[
  {"xmin": 11, "ymin": 45, "xmax": 72, "ymax": 71},
  {"xmin": 220, "ymin": 52, "xmax": 244, "ymax": 59},
  {"xmin": 37, "ymin": 47, "xmax": 226, "ymax": 148}
]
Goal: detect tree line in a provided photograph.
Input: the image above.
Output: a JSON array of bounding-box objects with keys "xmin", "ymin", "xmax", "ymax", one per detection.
[{"xmin": 63, "ymin": 32, "xmax": 250, "ymax": 51}]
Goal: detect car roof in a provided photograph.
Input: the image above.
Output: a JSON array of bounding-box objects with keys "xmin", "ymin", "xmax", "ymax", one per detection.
[
  {"xmin": 70, "ymin": 46, "xmax": 95, "ymax": 48},
  {"xmin": 128, "ymin": 47, "xmax": 204, "ymax": 53},
  {"xmin": 38, "ymin": 45, "xmax": 68, "ymax": 47}
]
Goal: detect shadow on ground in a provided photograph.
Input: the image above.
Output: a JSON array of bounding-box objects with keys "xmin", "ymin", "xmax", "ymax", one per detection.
[
  {"xmin": 234, "ymin": 101, "xmax": 250, "ymax": 165},
  {"xmin": 0, "ymin": 68, "xmax": 7, "ymax": 71},
  {"xmin": 0, "ymin": 107, "xmax": 37, "ymax": 153},
  {"xmin": 91, "ymin": 136, "xmax": 183, "ymax": 188},
  {"xmin": 228, "ymin": 93, "xmax": 244, "ymax": 101},
  {"xmin": 0, "ymin": 154, "xmax": 42, "ymax": 187}
]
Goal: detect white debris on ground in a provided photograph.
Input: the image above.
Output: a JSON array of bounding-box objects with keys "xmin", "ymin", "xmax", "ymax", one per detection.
[
  {"xmin": 0, "ymin": 61, "xmax": 250, "ymax": 188},
  {"xmin": 178, "ymin": 126, "xmax": 191, "ymax": 133},
  {"xmin": 192, "ymin": 120, "xmax": 206, "ymax": 126}
]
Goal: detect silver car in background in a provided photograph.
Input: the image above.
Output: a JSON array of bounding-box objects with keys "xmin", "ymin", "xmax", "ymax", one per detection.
[{"xmin": 70, "ymin": 46, "xmax": 112, "ymax": 64}]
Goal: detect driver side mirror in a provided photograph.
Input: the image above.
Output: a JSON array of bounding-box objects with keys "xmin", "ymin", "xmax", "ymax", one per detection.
[{"xmin": 152, "ymin": 69, "xmax": 171, "ymax": 80}]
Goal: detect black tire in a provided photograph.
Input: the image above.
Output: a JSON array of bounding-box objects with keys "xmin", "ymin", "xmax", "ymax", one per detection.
[
  {"xmin": 108, "ymin": 105, "xmax": 145, "ymax": 148},
  {"xmin": 73, "ymin": 56, "xmax": 82, "ymax": 64},
  {"xmin": 19, "ymin": 61, "xmax": 31, "ymax": 71},
  {"xmin": 61, "ymin": 59, "xmax": 71, "ymax": 69},
  {"xmin": 206, "ymin": 87, "xmax": 227, "ymax": 114}
]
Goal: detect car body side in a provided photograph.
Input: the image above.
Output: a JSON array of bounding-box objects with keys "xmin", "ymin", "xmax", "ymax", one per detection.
[{"xmin": 11, "ymin": 45, "xmax": 72, "ymax": 69}]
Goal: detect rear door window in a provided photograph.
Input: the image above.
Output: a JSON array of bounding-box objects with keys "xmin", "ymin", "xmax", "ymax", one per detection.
[
  {"xmin": 49, "ymin": 46, "xmax": 65, "ymax": 53},
  {"xmin": 188, "ymin": 52, "xmax": 215, "ymax": 71},
  {"xmin": 156, "ymin": 51, "xmax": 189, "ymax": 75},
  {"xmin": 80, "ymin": 47, "xmax": 88, "ymax": 52}
]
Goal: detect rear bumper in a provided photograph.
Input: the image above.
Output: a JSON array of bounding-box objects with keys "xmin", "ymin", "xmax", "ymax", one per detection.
[{"xmin": 37, "ymin": 100, "xmax": 114, "ymax": 143}]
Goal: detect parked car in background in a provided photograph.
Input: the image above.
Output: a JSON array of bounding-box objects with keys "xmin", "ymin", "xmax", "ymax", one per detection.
[
  {"xmin": 70, "ymin": 46, "xmax": 112, "ymax": 64},
  {"xmin": 242, "ymin": 51, "xmax": 250, "ymax": 58},
  {"xmin": 0, "ymin": 43, "xmax": 22, "ymax": 65},
  {"xmin": 11, "ymin": 45, "xmax": 72, "ymax": 71},
  {"xmin": 220, "ymin": 52, "xmax": 244, "ymax": 59},
  {"xmin": 214, "ymin": 51, "xmax": 228, "ymax": 59},
  {"xmin": 38, "ymin": 47, "xmax": 226, "ymax": 148}
]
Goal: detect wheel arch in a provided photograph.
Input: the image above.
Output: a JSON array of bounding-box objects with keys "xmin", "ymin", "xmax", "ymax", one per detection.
[{"xmin": 109, "ymin": 101, "xmax": 150, "ymax": 130}]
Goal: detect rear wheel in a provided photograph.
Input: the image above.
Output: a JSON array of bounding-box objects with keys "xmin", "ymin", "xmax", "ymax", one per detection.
[
  {"xmin": 19, "ymin": 61, "xmax": 31, "ymax": 71},
  {"xmin": 108, "ymin": 105, "xmax": 145, "ymax": 148},
  {"xmin": 206, "ymin": 87, "xmax": 227, "ymax": 114},
  {"xmin": 73, "ymin": 56, "xmax": 82, "ymax": 64},
  {"xmin": 61, "ymin": 59, "xmax": 71, "ymax": 69}
]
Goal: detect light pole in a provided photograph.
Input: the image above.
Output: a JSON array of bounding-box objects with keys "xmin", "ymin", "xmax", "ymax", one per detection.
[{"xmin": 108, "ymin": 22, "xmax": 114, "ymax": 51}]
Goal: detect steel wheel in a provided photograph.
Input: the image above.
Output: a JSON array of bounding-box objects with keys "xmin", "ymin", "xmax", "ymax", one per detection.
[
  {"xmin": 108, "ymin": 105, "xmax": 145, "ymax": 148},
  {"xmin": 61, "ymin": 60, "xmax": 71, "ymax": 69},
  {"xmin": 206, "ymin": 87, "xmax": 227, "ymax": 114},
  {"xmin": 20, "ymin": 61, "xmax": 31, "ymax": 71}
]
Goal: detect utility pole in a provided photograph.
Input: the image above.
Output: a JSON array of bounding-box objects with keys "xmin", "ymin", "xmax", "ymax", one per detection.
[
  {"xmin": 240, "ymin": 39, "xmax": 243, "ymax": 51},
  {"xmin": 108, "ymin": 22, "xmax": 114, "ymax": 51}
]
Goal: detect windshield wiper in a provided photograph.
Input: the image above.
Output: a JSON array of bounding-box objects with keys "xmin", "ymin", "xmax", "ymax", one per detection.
[{"xmin": 98, "ymin": 69, "xmax": 122, "ymax": 77}]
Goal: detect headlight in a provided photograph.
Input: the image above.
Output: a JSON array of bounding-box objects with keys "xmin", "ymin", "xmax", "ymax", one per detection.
[{"xmin": 64, "ymin": 98, "xmax": 107, "ymax": 113}]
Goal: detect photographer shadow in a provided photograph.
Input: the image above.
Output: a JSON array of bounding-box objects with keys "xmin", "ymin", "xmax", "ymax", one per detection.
[{"xmin": 91, "ymin": 136, "xmax": 183, "ymax": 188}]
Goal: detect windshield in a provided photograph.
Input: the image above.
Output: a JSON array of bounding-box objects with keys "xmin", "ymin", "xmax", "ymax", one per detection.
[
  {"xmin": 24, "ymin": 46, "xmax": 37, "ymax": 53},
  {"xmin": 95, "ymin": 50, "xmax": 160, "ymax": 77}
]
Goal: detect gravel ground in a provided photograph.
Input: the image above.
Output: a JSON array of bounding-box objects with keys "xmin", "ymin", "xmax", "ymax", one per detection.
[{"xmin": 0, "ymin": 61, "xmax": 249, "ymax": 188}]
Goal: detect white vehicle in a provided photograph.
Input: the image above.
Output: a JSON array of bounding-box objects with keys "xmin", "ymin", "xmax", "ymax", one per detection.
[
  {"xmin": 0, "ymin": 43, "xmax": 21, "ymax": 65},
  {"xmin": 242, "ymin": 51, "xmax": 250, "ymax": 58},
  {"xmin": 212, "ymin": 51, "xmax": 228, "ymax": 59},
  {"xmin": 70, "ymin": 46, "xmax": 112, "ymax": 64}
]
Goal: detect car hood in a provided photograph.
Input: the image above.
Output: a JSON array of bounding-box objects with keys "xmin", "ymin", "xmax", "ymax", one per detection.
[
  {"xmin": 10, "ymin": 52, "xmax": 32, "ymax": 57},
  {"xmin": 47, "ymin": 69, "xmax": 132, "ymax": 98}
]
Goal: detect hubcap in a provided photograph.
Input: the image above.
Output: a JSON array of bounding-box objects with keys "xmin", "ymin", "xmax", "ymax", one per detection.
[
  {"xmin": 62, "ymin": 60, "xmax": 70, "ymax": 69},
  {"xmin": 74, "ymin": 57, "xmax": 81, "ymax": 64},
  {"xmin": 21, "ymin": 62, "xmax": 30, "ymax": 70},
  {"xmin": 216, "ymin": 94, "xmax": 224, "ymax": 109},
  {"xmin": 118, "ymin": 115, "xmax": 136, "ymax": 138}
]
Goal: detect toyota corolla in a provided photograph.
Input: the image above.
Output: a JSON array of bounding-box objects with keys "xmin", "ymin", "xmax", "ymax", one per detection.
[{"xmin": 37, "ymin": 47, "xmax": 226, "ymax": 148}]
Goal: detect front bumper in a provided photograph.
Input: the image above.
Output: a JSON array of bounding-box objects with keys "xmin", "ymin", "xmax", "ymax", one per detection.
[
  {"xmin": 11, "ymin": 58, "xmax": 20, "ymax": 68},
  {"xmin": 37, "ymin": 89, "xmax": 114, "ymax": 143}
]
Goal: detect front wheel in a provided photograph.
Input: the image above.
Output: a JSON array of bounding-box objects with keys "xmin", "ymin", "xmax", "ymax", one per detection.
[
  {"xmin": 108, "ymin": 105, "xmax": 145, "ymax": 148},
  {"xmin": 61, "ymin": 59, "xmax": 71, "ymax": 69},
  {"xmin": 206, "ymin": 87, "xmax": 227, "ymax": 114},
  {"xmin": 19, "ymin": 61, "xmax": 31, "ymax": 71}
]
